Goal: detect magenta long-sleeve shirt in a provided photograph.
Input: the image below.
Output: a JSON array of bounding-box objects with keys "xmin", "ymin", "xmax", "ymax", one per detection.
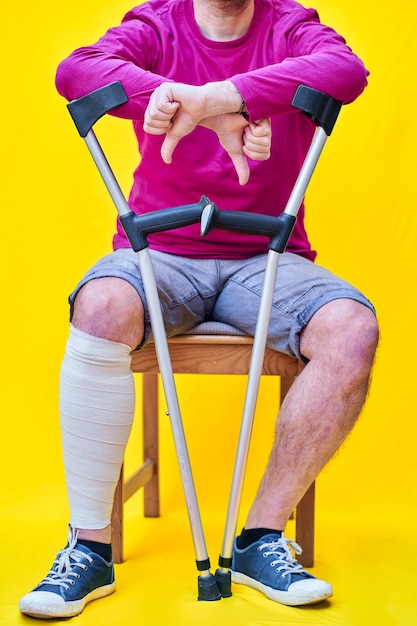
[{"xmin": 56, "ymin": 0, "xmax": 368, "ymax": 260}]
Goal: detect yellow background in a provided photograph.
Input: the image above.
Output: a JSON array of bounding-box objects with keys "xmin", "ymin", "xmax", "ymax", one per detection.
[{"xmin": 1, "ymin": 0, "xmax": 416, "ymax": 624}]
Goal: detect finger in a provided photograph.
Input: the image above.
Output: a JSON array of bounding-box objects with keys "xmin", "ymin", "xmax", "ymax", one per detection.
[
  {"xmin": 246, "ymin": 128, "xmax": 270, "ymax": 145},
  {"xmin": 249, "ymin": 117, "xmax": 272, "ymax": 136},
  {"xmin": 243, "ymin": 143, "xmax": 271, "ymax": 161},
  {"xmin": 143, "ymin": 118, "xmax": 172, "ymax": 134},
  {"xmin": 243, "ymin": 137, "xmax": 270, "ymax": 160},
  {"xmin": 243, "ymin": 123, "xmax": 271, "ymax": 160},
  {"xmin": 243, "ymin": 129, "xmax": 271, "ymax": 148},
  {"xmin": 243, "ymin": 135, "xmax": 271, "ymax": 158},
  {"xmin": 143, "ymin": 101, "xmax": 179, "ymax": 134}
]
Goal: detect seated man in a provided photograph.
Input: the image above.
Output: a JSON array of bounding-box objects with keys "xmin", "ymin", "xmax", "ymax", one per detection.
[{"xmin": 19, "ymin": 0, "xmax": 378, "ymax": 618}]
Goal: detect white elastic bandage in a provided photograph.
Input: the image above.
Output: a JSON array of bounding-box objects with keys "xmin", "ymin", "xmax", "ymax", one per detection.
[{"xmin": 60, "ymin": 324, "xmax": 135, "ymax": 529}]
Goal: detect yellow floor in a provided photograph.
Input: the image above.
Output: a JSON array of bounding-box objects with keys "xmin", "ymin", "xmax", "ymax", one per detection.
[
  {"xmin": 2, "ymin": 374, "xmax": 417, "ymax": 626},
  {"xmin": 2, "ymin": 484, "xmax": 416, "ymax": 625}
]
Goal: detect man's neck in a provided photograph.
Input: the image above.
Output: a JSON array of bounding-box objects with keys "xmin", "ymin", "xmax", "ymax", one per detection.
[{"xmin": 193, "ymin": 0, "xmax": 255, "ymax": 41}]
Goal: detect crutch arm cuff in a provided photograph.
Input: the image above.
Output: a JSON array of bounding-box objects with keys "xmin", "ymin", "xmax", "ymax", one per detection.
[
  {"xmin": 291, "ymin": 85, "xmax": 343, "ymax": 136},
  {"xmin": 67, "ymin": 81, "xmax": 128, "ymax": 137}
]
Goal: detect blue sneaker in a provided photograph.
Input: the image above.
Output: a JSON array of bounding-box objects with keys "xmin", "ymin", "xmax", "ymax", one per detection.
[
  {"xmin": 19, "ymin": 526, "xmax": 115, "ymax": 618},
  {"xmin": 231, "ymin": 533, "xmax": 332, "ymax": 606}
]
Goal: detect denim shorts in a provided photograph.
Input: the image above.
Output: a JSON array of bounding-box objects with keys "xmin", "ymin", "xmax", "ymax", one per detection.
[{"xmin": 69, "ymin": 248, "xmax": 375, "ymax": 362}]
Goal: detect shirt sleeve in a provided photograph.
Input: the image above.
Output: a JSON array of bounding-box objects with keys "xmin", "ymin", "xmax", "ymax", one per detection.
[
  {"xmin": 230, "ymin": 13, "xmax": 369, "ymax": 121},
  {"xmin": 55, "ymin": 9, "xmax": 172, "ymax": 120}
]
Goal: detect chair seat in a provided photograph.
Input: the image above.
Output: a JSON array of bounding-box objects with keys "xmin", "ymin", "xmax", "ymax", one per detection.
[
  {"xmin": 111, "ymin": 326, "xmax": 314, "ymax": 569},
  {"xmin": 131, "ymin": 323, "xmax": 304, "ymax": 377}
]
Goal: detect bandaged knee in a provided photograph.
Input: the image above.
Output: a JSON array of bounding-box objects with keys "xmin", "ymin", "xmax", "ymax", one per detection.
[{"xmin": 60, "ymin": 324, "xmax": 135, "ymax": 529}]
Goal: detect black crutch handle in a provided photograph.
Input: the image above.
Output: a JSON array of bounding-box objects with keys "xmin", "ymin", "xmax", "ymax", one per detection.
[
  {"xmin": 120, "ymin": 196, "xmax": 211, "ymax": 251},
  {"xmin": 200, "ymin": 205, "xmax": 295, "ymax": 254},
  {"xmin": 67, "ymin": 81, "xmax": 128, "ymax": 137},
  {"xmin": 291, "ymin": 85, "xmax": 342, "ymax": 135}
]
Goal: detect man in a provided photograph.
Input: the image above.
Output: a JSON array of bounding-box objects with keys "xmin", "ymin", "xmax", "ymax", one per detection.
[{"xmin": 19, "ymin": 0, "xmax": 379, "ymax": 618}]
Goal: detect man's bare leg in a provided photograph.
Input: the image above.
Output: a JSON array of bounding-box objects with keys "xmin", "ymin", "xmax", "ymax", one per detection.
[
  {"xmin": 230, "ymin": 299, "xmax": 378, "ymax": 606},
  {"xmin": 245, "ymin": 298, "xmax": 379, "ymax": 530}
]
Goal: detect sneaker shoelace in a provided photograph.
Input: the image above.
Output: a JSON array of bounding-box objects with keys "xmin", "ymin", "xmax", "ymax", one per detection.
[
  {"xmin": 39, "ymin": 527, "xmax": 94, "ymax": 591},
  {"xmin": 258, "ymin": 537, "xmax": 305, "ymax": 578}
]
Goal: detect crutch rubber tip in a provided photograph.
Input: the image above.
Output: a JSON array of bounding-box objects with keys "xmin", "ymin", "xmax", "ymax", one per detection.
[
  {"xmin": 215, "ymin": 569, "xmax": 232, "ymax": 598},
  {"xmin": 197, "ymin": 574, "xmax": 222, "ymax": 601}
]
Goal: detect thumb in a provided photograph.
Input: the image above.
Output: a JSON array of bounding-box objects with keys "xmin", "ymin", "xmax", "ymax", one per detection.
[
  {"xmin": 161, "ymin": 130, "xmax": 182, "ymax": 164},
  {"xmin": 229, "ymin": 152, "xmax": 250, "ymax": 186},
  {"xmin": 160, "ymin": 112, "xmax": 197, "ymax": 164}
]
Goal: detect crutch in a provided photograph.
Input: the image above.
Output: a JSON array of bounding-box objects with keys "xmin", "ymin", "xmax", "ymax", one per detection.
[
  {"xmin": 199, "ymin": 86, "xmax": 343, "ymax": 597},
  {"xmin": 66, "ymin": 81, "xmax": 221, "ymax": 601}
]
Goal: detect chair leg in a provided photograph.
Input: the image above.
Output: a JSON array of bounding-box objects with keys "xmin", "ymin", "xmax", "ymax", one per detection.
[
  {"xmin": 281, "ymin": 376, "xmax": 295, "ymax": 522},
  {"xmin": 143, "ymin": 373, "xmax": 160, "ymax": 517},
  {"xmin": 111, "ymin": 372, "xmax": 160, "ymax": 563},
  {"xmin": 295, "ymin": 482, "xmax": 315, "ymax": 568},
  {"xmin": 111, "ymin": 465, "xmax": 124, "ymax": 564},
  {"xmin": 280, "ymin": 375, "xmax": 295, "ymax": 405},
  {"xmin": 280, "ymin": 375, "xmax": 315, "ymax": 567}
]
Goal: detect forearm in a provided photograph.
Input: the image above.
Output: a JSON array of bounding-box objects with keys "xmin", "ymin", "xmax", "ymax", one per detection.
[
  {"xmin": 232, "ymin": 51, "xmax": 368, "ymax": 121},
  {"xmin": 56, "ymin": 49, "xmax": 168, "ymax": 120},
  {"xmin": 56, "ymin": 57, "xmax": 243, "ymax": 123},
  {"xmin": 230, "ymin": 22, "xmax": 369, "ymax": 120}
]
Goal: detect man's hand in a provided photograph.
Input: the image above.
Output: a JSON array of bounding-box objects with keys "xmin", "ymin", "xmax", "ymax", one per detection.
[
  {"xmin": 242, "ymin": 118, "xmax": 271, "ymax": 161},
  {"xmin": 201, "ymin": 114, "xmax": 271, "ymax": 185},
  {"xmin": 143, "ymin": 81, "xmax": 271, "ymax": 184},
  {"xmin": 143, "ymin": 82, "xmax": 209, "ymax": 162}
]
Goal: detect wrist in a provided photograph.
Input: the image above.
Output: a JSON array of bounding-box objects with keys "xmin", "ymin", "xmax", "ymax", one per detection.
[{"xmin": 202, "ymin": 80, "xmax": 244, "ymax": 117}]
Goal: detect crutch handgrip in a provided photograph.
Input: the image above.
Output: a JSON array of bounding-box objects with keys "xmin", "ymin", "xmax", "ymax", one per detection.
[
  {"xmin": 200, "ymin": 204, "xmax": 296, "ymax": 253},
  {"xmin": 67, "ymin": 81, "xmax": 128, "ymax": 137},
  {"xmin": 121, "ymin": 196, "xmax": 212, "ymax": 252}
]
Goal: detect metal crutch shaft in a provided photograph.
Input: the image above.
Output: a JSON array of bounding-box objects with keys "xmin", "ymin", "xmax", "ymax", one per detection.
[
  {"xmin": 201, "ymin": 86, "xmax": 343, "ymax": 597},
  {"xmin": 67, "ymin": 82, "xmax": 221, "ymax": 601}
]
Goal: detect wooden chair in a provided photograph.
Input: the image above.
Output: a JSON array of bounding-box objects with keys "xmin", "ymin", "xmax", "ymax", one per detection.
[{"xmin": 111, "ymin": 323, "xmax": 316, "ymax": 567}]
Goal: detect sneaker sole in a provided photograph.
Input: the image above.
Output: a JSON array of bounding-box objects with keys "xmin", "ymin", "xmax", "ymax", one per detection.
[
  {"xmin": 231, "ymin": 571, "xmax": 332, "ymax": 606},
  {"xmin": 19, "ymin": 581, "xmax": 116, "ymax": 618}
]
